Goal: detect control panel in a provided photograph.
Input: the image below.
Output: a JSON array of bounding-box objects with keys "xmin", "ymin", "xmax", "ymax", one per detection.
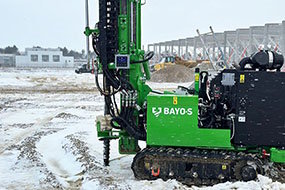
[{"xmin": 115, "ymin": 54, "xmax": 130, "ymax": 69}]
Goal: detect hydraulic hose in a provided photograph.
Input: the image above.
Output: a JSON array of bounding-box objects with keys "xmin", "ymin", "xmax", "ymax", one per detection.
[
  {"xmin": 92, "ymin": 33, "xmax": 100, "ymax": 56},
  {"xmin": 111, "ymin": 116, "xmax": 146, "ymax": 141},
  {"xmin": 239, "ymin": 57, "xmax": 252, "ymax": 70},
  {"xmin": 95, "ymin": 72, "xmax": 120, "ymax": 96},
  {"xmin": 131, "ymin": 51, "xmax": 154, "ymax": 64}
]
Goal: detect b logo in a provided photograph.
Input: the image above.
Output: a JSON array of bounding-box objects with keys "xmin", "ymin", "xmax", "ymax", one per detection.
[{"xmin": 152, "ymin": 107, "xmax": 162, "ymax": 118}]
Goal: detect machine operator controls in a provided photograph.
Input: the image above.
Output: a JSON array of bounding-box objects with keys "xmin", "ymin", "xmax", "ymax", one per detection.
[{"xmin": 115, "ymin": 54, "xmax": 130, "ymax": 69}]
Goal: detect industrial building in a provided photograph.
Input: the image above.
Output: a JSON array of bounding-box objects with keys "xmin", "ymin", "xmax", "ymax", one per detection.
[
  {"xmin": 16, "ymin": 48, "xmax": 74, "ymax": 68},
  {"xmin": 0, "ymin": 54, "xmax": 15, "ymax": 67}
]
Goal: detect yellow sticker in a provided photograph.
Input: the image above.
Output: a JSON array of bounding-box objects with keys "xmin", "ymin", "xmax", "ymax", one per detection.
[
  {"xmin": 240, "ymin": 74, "xmax": 245, "ymax": 83},
  {"xmin": 195, "ymin": 73, "xmax": 200, "ymax": 82},
  {"xmin": 173, "ymin": 96, "xmax": 178, "ymax": 105},
  {"xmin": 222, "ymin": 165, "xmax": 227, "ymax": 170}
]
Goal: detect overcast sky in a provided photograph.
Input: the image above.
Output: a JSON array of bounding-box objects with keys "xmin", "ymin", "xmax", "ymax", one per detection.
[{"xmin": 0, "ymin": 0, "xmax": 284, "ymax": 51}]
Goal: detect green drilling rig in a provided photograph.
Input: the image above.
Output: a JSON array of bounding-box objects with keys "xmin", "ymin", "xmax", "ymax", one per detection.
[{"xmin": 84, "ymin": 0, "xmax": 285, "ymax": 186}]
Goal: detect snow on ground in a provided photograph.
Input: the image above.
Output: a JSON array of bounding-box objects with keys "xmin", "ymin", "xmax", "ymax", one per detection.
[{"xmin": 0, "ymin": 68, "xmax": 284, "ymax": 190}]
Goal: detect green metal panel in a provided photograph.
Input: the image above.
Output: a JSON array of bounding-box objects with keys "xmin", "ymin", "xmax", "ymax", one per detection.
[
  {"xmin": 147, "ymin": 95, "xmax": 232, "ymax": 148},
  {"xmin": 270, "ymin": 148, "xmax": 285, "ymax": 163},
  {"xmin": 119, "ymin": 136, "xmax": 140, "ymax": 154},
  {"xmin": 118, "ymin": 15, "xmax": 129, "ymax": 54},
  {"xmin": 127, "ymin": 0, "xmax": 152, "ymax": 106},
  {"xmin": 117, "ymin": 0, "xmax": 151, "ymax": 153}
]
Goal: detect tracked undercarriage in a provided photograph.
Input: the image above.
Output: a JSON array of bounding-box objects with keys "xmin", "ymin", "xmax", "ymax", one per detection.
[{"xmin": 132, "ymin": 147, "xmax": 285, "ymax": 186}]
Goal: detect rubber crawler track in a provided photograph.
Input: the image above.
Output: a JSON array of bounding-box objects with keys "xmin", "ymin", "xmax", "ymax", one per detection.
[{"xmin": 131, "ymin": 147, "xmax": 284, "ymax": 186}]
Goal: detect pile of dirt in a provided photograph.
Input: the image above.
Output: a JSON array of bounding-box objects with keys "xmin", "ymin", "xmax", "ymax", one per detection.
[
  {"xmin": 175, "ymin": 57, "xmax": 199, "ymax": 68},
  {"xmin": 150, "ymin": 64, "xmax": 194, "ymax": 83},
  {"xmin": 150, "ymin": 62, "xmax": 213, "ymax": 83},
  {"xmin": 197, "ymin": 61, "xmax": 213, "ymax": 71}
]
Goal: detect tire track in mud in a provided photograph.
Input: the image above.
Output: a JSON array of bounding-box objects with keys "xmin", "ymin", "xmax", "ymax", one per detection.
[
  {"xmin": 0, "ymin": 70, "xmax": 104, "ymax": 189},
  {"xmin": 2, "ymin": 106, "xmax": 96, "ymax": 189},
  {"xmin": 36, "ymin": 130, "xmax": 85, "ymax": 189},
  {"xmin": 2, "ymin": 108, "xmax": 93, "ymax": 189},
  {"xmin": 63, "ymin": 135, "xmax": 132, "ymax": 189},
  {"xmin": 34, "ymin": 131, "xmax": 103, "ymax": 189},
  {"xmin": 1, "ymin": 90, "xmax": 103, "ymax": 189},
  {"xmin": 0, "ymin": 94, "xmax": 77, "ymax": 155},
  {"xmin": 6, "ymin": 130, "xmax": 65, "ymax": 189},
  {"xmin": 32, "ymin": 100, "xmax": 102, "ymax": 189},
  {"xmin": 63, "ymin": 135, "xmax": 105, "ymax": 189}
]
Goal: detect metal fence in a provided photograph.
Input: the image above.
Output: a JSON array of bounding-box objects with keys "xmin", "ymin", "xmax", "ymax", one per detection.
[{"xmin": 147, "ymin": 21, "xmax": 285, "ymax": 64}]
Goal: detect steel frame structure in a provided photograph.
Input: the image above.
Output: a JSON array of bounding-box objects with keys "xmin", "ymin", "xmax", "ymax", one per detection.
[{"xmin": 148, "ymin": 21, "xmax": 285, "ymax": 64}]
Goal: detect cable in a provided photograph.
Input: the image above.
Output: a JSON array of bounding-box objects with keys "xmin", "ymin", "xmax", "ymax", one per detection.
[
  {"xmin": 116, "ymin": 72, "xmax": 134, "ymax": 91},
  {"xmin": 95, "ymin": 72, "xmax": 121, "ymax": 96},
  {"xmin": 230, "ymin": 116, "xmax": 235, "ymax": 140},
  {"xmin": 151, "ymin": 90, "xmax": 163, "ymax": 94},
  {"xmin": 111, "ymin": 116, "xmax": 146, "ymax": 141},
  {"xmin": 104, "ymin": 69, "xmax": 121, "ymax": 90},
  {"xmin": 109, "ymin": 91, "xmax": 146, "ymax": 141},
  {"xmin": 93, "ymin": 59, "xmax": 122, "ymax": 96},
  {"xmin": 131, "ymin": 51, "xmax": 154, "ymax": 64},
  {"xmin": 112, "ymin": 87, "xmax": 119, "ymax": 116},
  {"xmin": 92, "ymin": 33, "xmax": 100, "ymax": 56}
]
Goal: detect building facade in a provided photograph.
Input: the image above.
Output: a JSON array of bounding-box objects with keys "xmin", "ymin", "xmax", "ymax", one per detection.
[
  {"xmin": 16, "ymin": 48, "xmax": 74, "ymax": 68},
  {"xmin": 0, "ymin": 54, "xmax": 15, "ymax": 67}
]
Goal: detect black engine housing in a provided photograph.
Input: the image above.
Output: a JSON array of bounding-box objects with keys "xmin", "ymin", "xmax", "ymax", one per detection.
[{"xmin": 208, "ymin": 69, "xmax": 285, "ymax": 147}]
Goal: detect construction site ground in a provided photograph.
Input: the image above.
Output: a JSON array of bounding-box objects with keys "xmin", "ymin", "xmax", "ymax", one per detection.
[{"xmin": 0, "ymin": 68, "xmax": 284, "ymax": 190}]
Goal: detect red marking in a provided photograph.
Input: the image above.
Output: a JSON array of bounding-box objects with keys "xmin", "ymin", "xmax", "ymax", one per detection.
[
  {"xmin": 152, "ymin": 168, "xmax": 160, "ymax": 177},
  {"xmin": 92, "ymin": 59, "xmax": 95, "ymax": 75},
  {"xmin": 262, "ymin": 149, "xmax": 270, "ymax": 159},
  {"xmin": 274, "ymin": 44, "xmax": 279, "ymax": 52},
  {"xmin": 227, "ymin": 48, "xmax": 234, "ymax": 65},
  {"xmin": 206, "ymin": 81, "xmax": 210, "ymax": 87},
  {"xmin": 240, "ymin": 47, "xmax": 248, "ymax": 59}
]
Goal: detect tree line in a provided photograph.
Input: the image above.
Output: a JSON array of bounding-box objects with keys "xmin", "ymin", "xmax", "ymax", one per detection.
[
  {"xmin": 0, "ymin": 45, "xmax": 20, "ymax": 55},
  {"xmin": 58, "ymin": 47, "xmax": 86, "ymax": 59}
]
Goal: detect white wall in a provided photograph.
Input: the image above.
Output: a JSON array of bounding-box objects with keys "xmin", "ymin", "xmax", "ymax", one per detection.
[
  {"xmin": 16, "ymin": 48, "xmax": 75, "ymax": 68},
  {"xmin": 0, "ymin": 54, "xmax": 15, "ymax": 67}
]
